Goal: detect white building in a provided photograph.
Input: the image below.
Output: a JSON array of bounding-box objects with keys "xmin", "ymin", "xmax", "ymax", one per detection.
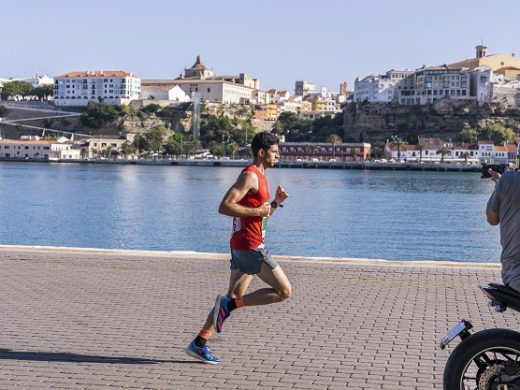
[
  {"xmin": 354, "ymin": 70, "xmax": 413, "ymax": 103},
  {"xmin": 278, "ymin": 96, "xmax": 303, "ymax": 114},
  {"xmin": 142, "ymin": 56, "xmax": 260, "ymax": 105},
  {"xmin": 86, "ymin": 135, "xmax": 134, "ymax": 158},
  {"xmin": 384, "ymin": 137, "xmax": 516, "ymax": 164},
  {"xmin": 0, "ymin": 74, "xmax": 54, "ymax": 88},
  {"xmin": 0, "ymin": 137, "xmax": 80, "ymax": 160},
  {"xmin": 140, "ymin": 85, "xmax": 190, "ymax": 102},
  {"xmin": 53, "ymin": 70, "xmax": 141, "ymax": 106},
  {"xmin": 25, "ymin": 74, "xmax": 54, "ymax": 87},
  {"xmin": 265, "ymin": 89, "xmax": 291, "ymax": 104}
]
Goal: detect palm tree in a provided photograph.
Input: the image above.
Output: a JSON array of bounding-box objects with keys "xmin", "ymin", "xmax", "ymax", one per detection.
[
  {"xmin": 436, "ymin": 146, "xmax": 451, "ymax": 163},
  {"xmin": 416, "ymin": 144, "xmax": 425, "ymax": 163},
  {"xmin": 391, "ymin": 135, "xmax": 405, "ymax": 161},
  {"xmin": 461, "ymin": 151, "xmax": 471, "ymax": 164},
  {"xmin": 328, "ymin": 134, "xmax": 342, "ymax": 160}
]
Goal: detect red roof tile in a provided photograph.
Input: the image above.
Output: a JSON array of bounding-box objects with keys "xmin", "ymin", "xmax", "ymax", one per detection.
[{"xmin": 56, "ymin": 71, "xmax": 137, "ymax": 78}]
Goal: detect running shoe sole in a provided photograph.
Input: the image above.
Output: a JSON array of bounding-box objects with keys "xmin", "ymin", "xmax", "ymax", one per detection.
[
  {"xmin": 184, "ymin": 346, "xmax": 220, "ymax": 365},
  {"xmin": 213, "ymin": 294, "xmax": 224, "ymax": 333}
]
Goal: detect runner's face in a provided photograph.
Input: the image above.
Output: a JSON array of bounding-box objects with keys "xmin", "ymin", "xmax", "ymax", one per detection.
[{"xmin": 262, "ymin": 145, "xmax": 280, "ymax": 167}]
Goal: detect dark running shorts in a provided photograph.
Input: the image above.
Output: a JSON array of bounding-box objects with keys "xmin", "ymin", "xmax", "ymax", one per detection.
[{"xmin": 229, "ymin": 248, "xmax": 279, "ymax": 275}]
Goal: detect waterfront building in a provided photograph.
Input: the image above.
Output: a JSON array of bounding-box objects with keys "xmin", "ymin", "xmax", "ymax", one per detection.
[
  {"xmin": 476, "ymin": 140, "xmax": 517, "ymax": 164},
  {"xmin": 0, "ymin": 137, "xmax": 80, "ymax": 160},
  {"xmin": 295, "ymin": 81, "xmax": 317, "ymax": 97},
  {"xmin": 384, "ymin": 137, "xmax": 517, "ymax": 164},
  {"xmin": 279, "ymin": 142, "xmax": 371, "ymax": 162},
  {"xmin": 85, "ymin": 135, "xmax": 135, "ymax": 158},
  {"xmin": 142, "ymin": 56, "xmax": 259, "ymax": 105},
  {"xmin": 53, "ymin": 71, "xmax": 141, "ymax": 106}
]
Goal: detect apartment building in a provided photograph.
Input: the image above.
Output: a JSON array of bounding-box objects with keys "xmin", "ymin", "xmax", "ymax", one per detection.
[
  {"xmin": 0, "ymin": 137, "xmax": 80, "ymax": 160},
  {"xmin": 53, "ymin": 71, "xmax": 141, "ymax": 106},
  {"xmin": 397, "ymin": 66, "xmax": 471, "ymax": 105}
]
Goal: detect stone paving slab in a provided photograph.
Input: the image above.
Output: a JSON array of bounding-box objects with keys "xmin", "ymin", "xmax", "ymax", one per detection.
[{"xmin": 0, "ymin": 246, "xmax": 519, "ymax": 389}]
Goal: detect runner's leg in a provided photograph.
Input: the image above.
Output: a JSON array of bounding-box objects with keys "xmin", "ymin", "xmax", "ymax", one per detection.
[
  {"xmin": 241, "ymin": 264, "xmax": 292, "ymax": 306},
  {"xmin": 202, "ymin": 268, "xmax": 252, "ymax": 330}
]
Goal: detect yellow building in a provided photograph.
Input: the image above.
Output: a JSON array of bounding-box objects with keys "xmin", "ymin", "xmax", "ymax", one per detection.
[
  {"xmin": 449, "ymin": 45, "xmax": 520, "ymax": 81},
  {"xmin": 495, "ymin": 66, "xmax": 520, "ymax": 81},
  {"xmin": 253, "ymin": 104, "xmax": 279, "ymax": 121},
  {"xmin": 264, "ymin": 104, "xmax": 279, "ymax": 120}
]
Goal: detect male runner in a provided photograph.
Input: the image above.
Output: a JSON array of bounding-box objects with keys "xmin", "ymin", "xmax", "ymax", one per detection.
[{"xmin": 185, "ymin": 131, "xmax": 291, "ymax": 364}]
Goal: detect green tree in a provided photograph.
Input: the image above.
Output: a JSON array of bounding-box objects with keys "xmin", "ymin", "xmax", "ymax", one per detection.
[
  {"xmin": 133, "ymin": 134, "xmax": 149, "ymax": 154},
  {"xmin": 140, "ymin": 103, "xmax": 161, "ymax": 114},
  {"xmin": 0, "ymin": 81, "xmax": 34, "ymax": 100},
  {"xmin": 460, "ymin": 127, "xmax": 478, "ymax": 143},
  {"xmin": 145, "ymin": 125, "xmax": 169, "ymax": 153},
  {"xmin": 436, "ymin": 146, "xmax": 451, "ymax": 163},
  {"xmin": 33, "ymin": 85, "xmax": 54, "ymax": 100},
  {"xmin": 391, "ymin": 135, "xmax": 405, "ymax": 161},
  {"xmin": 80, "ymin": 101, "xmax": 119, "ymax": 129},
  {"xmin": 328, "ymin": 133, "xmax": 342, "ymax": 160},
  {"xmin": 227, "ymin": 142, "xmax": 239, "ymax": 159},
  {"xmin": 480, "ymin": 123, "xmax": 515, "ymax": 145},
  {"xmin": 121, "ymin": 141, "xmax": 136, "ymax": 156}
]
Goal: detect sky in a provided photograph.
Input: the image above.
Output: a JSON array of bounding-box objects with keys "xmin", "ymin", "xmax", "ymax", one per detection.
[{"xmin": 3, "ymin": 0, "xmax": 519, "ymax": 92}]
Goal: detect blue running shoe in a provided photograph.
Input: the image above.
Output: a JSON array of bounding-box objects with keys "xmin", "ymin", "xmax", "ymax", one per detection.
[
  {"xmin": 213, "ymin": 294, "xmax": 232, "ymax": 333},
  {"xmin": 184, "ymin": 341, "xmax": 220, "ymax": 364}
]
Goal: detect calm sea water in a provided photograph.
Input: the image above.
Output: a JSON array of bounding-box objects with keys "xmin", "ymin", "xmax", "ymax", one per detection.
[{"xmin": 0, "ymin": 162, "xmax": 501, "ymax": 262}]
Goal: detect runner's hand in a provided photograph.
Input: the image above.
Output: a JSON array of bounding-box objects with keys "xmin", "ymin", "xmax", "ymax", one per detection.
[
  {"xmin": 275, "ymin": 186, "xmax": 289, "ymax": 204},
  {"xmin": 256, "ymin": 202, "xmax": 271, "ymax": 217}
]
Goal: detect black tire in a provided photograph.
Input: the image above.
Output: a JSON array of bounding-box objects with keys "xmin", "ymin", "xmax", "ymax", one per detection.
[{"xmin": 443, "ymin": 328, "xmax": 520, "ymax": 390}]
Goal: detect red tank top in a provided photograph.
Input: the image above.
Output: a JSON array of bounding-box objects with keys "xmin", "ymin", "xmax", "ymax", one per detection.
[{"xmin": 230, "ymin": 165, "xmax": 270, "ymax": 250}]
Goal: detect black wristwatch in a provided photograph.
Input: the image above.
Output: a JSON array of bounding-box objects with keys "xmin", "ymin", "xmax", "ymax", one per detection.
[{"xmin": 270, "ymin": 201, "xmax": 283, "ymax": 208}]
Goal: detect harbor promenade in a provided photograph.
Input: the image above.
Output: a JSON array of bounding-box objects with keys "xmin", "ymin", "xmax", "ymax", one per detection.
[{"xmin": 0, "ymin": 246, "xmax": 517, "ymax": 389}]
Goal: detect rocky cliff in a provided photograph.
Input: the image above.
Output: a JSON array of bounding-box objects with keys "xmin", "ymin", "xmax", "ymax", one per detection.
[{"xmin": 344, "ymin": 97, "xmax": 520, "ymax": 146}]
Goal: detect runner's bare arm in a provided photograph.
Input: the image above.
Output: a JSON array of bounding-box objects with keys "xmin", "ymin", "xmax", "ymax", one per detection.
[{"xmin": 218, "ymin": 171, "xmax": 271, "ymax": 217}]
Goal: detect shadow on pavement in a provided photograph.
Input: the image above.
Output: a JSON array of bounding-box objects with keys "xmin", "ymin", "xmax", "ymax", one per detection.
[{"xmin": 0, "ymin": 348, "xmax": 188, "ymax": 364}]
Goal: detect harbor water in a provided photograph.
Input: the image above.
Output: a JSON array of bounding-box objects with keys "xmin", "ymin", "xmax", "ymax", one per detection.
[{"xmin": 0, "ymin": 162, "xmax": 500, "ymax": 262}]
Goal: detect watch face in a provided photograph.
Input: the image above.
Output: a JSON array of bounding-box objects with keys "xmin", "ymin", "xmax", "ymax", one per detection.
[{"xmin": 270, "ymin": 201, "xmax": 277, "ymax": 208}]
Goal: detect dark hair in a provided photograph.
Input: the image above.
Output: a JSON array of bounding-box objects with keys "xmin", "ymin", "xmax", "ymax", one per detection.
[{"xmin": 251, "ymin": 131, "xmax": 279, "ymax": 157}]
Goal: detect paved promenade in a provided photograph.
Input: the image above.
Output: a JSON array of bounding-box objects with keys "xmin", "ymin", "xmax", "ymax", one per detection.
[{"xmin": 0, "ymin": 246, "xmax": 518, "ymax": 389}]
